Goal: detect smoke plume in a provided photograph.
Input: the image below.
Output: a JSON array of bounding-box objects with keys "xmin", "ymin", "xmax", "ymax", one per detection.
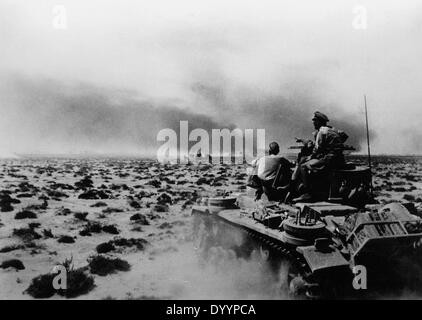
[{"xmin": 0, "ymin": 74, "xmax": 371, "ymax": 157}]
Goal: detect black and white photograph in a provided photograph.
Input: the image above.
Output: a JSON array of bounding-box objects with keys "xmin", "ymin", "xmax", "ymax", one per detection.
[{"xmin": 1, "ymin": 0, "xmax": 422, "ymax": 306}]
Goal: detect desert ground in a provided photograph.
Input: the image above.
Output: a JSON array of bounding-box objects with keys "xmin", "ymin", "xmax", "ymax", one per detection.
[{"xmin": 0, "ymin": 155, "xmax": 421, "ymax": 299}]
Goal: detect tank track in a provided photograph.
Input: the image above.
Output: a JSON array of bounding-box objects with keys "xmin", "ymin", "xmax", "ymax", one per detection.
[{"xmin": 192, "ymin": 212, "xmax": 331, "ymax": 298}]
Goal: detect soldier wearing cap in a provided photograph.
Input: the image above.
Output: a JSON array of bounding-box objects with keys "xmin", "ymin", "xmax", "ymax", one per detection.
[{"xmin": 292, "ymin": 111, "xmax": 348, "ymax": 202}]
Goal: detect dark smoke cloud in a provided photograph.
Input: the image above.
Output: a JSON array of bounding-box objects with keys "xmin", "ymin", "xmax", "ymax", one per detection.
[
  {"xmin": 191, "ymin": 80, "xmax": 373, "ymax": 153},
  {"xmin": 0, "ymin": 75, "xmax": 235, "ymax": 155},
  {"xmin": 0, "ymin": 73, "xmax": 374, "ymax": 156}
]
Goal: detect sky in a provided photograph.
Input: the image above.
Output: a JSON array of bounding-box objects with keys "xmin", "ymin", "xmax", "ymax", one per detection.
[{"xmin": 0, "ymin": 0, "xmax": 422, "ymax": 156}]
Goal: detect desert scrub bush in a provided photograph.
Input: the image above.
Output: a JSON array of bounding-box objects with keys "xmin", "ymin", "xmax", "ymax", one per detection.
[
  {"xmin": 43, "ymin": 229, "xmax": 54, "ymax": 238},
  {"xmin": 55, "ymin": 207, "xmax": 72, "ymax": 216},
  {"xmin": 102, "ymin": 224, "xmax": 119, "ymax": 235},
  {"xmin": 102, "ymin": 207, "xmax": 124, "ymax": 214},
  {"xmin": 0, "ymin": 202, "xmax": 14, "ymax": 212},
  {"xmin": 62, "ymin": 268, "xmax": 95, "ymax": 298},
  {"xmin": 25, "ymin": 256, "xmax": 95, "ymax": 298},
  {"xmin": 403, "ymin": 194, "xmax": 416, "ymax": 201},
  {"xmin": 96, "ymin": 242, "xmax": 115, "ymax": 254},
  {"xmin": 79, "ymin": 222, "xmax": 103, "ymax": 236},
  {"xmin": 152, "ymin": 204, "xmax": 169, "ymax": 213},
  {"xmin": 90, "ymin": 201, "xmax": 107, "ymax": 207},
  {"xmin": 25, "ymin": 273, "xmax": 56, "ymax": 298},
  {"xmin": 1, "ymin": 259, "xmax": 25, "ymax": 270},
  {"xmin": 15, "ymin": 210, "xmax": 37, "ymax": 219},
  {"xmin": 128, "ymin": 200, "xmax": 141, "ymax": 209},
  {"xmin": 79, "ymin": 222, "xmax": 119, "ymax": 236},
  {"xmin": 0, "ymin": 244, "xmax": 25, "ymax": 253},
  {"xmin": 88, "ymin": 255, "xmax": 131, "ymax": 276},
  {"xmin": 28, "ymin": 222, "xmax": 41, "ymax": 229},
  {"xmin": 96, "ymin": 237, "xmax": 148, "ymax": 254},
  {"xmin": 74, "ymin": 212, "xmax": 89, "ymax": 221},
  {"xmin": 13, "ymin": 227, "xmax": 42, "ymax": 242},
  {"xmin": 131, "ymin": 226, "xmax": 143, "ymax": 232},
  {"xmin": 112, "ymin": 237, "xmax": 148, "ymax": 251},
  {"xmin": 57, "ymin": 235, "xmax": 76, "ymax": 243},
  {"xmin": 130, "ymin": 213, "xmax": 149, "ymax": 225}
]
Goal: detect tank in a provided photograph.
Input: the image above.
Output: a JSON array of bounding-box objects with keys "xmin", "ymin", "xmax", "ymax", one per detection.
[{"xmin": 191, "ymin": 179, "xmax": 422, "ymax": 299}]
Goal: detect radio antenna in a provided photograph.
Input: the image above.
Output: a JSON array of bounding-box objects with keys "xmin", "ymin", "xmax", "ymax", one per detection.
[{"xmin": 364, "ymin": 95, "xmax": 373, "ymax": 195}]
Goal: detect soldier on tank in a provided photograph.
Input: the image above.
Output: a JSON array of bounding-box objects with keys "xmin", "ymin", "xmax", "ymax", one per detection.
[
  {"xmin": 249, "ymin": 142, "xmax": 294, "ymax": 201},
  {"xmin": 292, "ymin": 111, "xmax": 348, "ymax": 202}
]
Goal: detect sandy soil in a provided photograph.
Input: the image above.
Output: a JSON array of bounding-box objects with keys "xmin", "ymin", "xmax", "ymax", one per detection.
[{"xmin": 0, "ymin": 156, "xmax": 421, "ymax": 299}]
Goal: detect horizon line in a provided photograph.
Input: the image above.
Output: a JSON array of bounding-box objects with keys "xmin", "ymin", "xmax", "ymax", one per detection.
[{"xmin": 6, "ymin": 152, "xmax": 422, "ymax": 158}]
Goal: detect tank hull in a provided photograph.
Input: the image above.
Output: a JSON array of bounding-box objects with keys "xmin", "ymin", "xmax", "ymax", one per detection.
[
  {"xmin": 192, "ymin": 196, "xmax": 422, "ymax": 299},
  {"xmin": 192, "ymin": 205, "xmax": 354, "ymax": 298}
]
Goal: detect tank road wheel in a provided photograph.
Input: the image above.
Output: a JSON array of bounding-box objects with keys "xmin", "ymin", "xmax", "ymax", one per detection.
[
  {"xmin": 288, "ymin": 276, "xmax": 308, "ymax": 297},
  {"xmin": 211, "ymin": 223, "xmax": 219, "ymax": 238},
  {"xmin": 218, "ymin": 247, "xmax": 238, "ymax": 267},
  {"xmin": 192, "ymin": 218, "xmax": 205, "ymax": 250},
  {"xmin": 191, "ymin": 214, "xmax": 202, "ymax": 241},
  {"xmin": 192, "ymin": 216, "xmax": 214, "ymax": 252},
  {"xmin": 193, "ymin": 223, "xmax": 205, "ymax": 251},
  {"xmin": 207, "ymin": 246, "xmax": 219, "ymax": 265},
  {"xmin": 207, "ymin": 246, "xmax": 236, "ymax": 269},
  {"xmin": 259, "ymin": 245, "xmax": 270, "ymax": 261},
  {"xmin": 192, "ymin": 217, "xmax": 222, "ymax": 262},
  {"xmin": 287, "ymin": 275, "xmax": 321, "ymax": 299},
  {"xmin": 276, "ymin": 257, "xmax": 322, "ymax": 299},
  {"xmin": 232, "ymin": 229, "xmax": 244, "ymax": 247},
  {"xmin": 275, "ymin": 262, "xmax": 292, "ymax": 296}
]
